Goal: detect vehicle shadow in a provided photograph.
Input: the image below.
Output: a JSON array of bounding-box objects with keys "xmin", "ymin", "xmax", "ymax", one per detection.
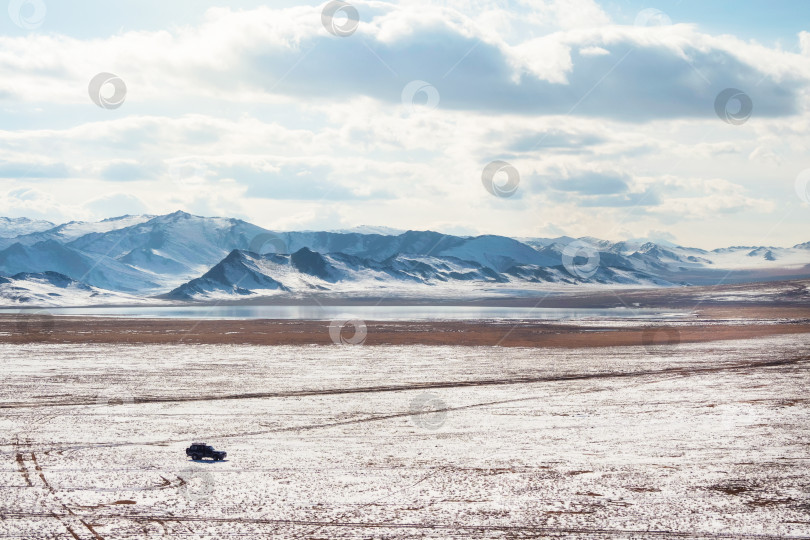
[{"xmin": 187, "ymin": 458, "xmax": 229, "ymax": 463}]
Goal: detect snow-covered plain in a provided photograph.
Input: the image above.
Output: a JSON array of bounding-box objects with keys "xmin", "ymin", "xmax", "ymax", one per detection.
[{"xmin": 1, "ymin": 336, "xmax": 809, "ymax": 538}]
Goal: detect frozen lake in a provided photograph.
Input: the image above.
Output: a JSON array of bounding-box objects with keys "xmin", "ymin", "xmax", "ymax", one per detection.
[
  {"xmin": 1, "ymin": 335, "xmax": 808, "ymax": 538},
  {"xmin": 0, "ymin": 304, "xmax": 689, "ymax": 321}
]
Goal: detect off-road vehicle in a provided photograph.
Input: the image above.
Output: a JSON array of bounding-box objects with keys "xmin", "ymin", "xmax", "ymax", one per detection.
[{"xmin": 185, "ymin": 442, "xmax": 226, "ymax": 461}]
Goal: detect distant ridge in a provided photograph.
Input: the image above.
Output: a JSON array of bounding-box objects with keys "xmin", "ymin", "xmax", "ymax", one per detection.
[{"xmin": 0, "ymin": 211, "xmax": 806, "ymax": 304}]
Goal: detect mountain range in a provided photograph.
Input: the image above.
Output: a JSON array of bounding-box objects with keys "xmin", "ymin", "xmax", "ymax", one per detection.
[{"xmin": 0, "ymin": 211, "xmax": 807, "ymax": 305}]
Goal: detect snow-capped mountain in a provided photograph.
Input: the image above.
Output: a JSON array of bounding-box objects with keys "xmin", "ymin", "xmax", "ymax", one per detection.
[
  {"xmin": 65, "ymin": 211, "xmax": 268, "ymax": 284},
  {"xmin": 165, "ymin": 247, "xmax": 523, "ymax": 300},
  {"xmin": 328, "ymin": 225, "xmax": 406, "ymax": 236},
  {"xmin": 521, "ymin": 237, "xmax": 810, "ymax": 286},
  {"xmin": 0, "ymin": 271, "xmax": 148, "ymax": 307},
  {"xmin": 0, "ymin": 215, "xmax": 153, "ymax": 249},
  {"xmin": 165, "ymin": 245, "xmax": 677, "ymax": 301},
  {"xmin": 0, "ymin": 239, "xmax": 161, "ymax": 292},
  {"xmin": 0, "ymin": 211, "xmax": 807, "ymax": 303},
  {"xmin": 0, "ymin": 211, "xmax": 268, "ymax": 292},
  {"xmin": 0, "ymin": 217, "xmax": 55, "ymax": 238}
]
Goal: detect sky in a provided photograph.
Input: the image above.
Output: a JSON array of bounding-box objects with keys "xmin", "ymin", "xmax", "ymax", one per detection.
[{"xmin": 0, "ymin": 0, "xmax": 809, "ymax": 248}]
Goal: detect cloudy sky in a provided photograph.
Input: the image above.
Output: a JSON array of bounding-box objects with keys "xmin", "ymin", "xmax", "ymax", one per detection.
[{"xmin": 1, "ymin": 0, "xmax": 809, "ymax": 248}]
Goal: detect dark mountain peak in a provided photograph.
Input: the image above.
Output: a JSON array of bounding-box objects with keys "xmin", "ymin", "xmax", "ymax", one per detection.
[
  {"xmin": 290, "ymin": 247, "xmax": 332, "ymax": 280},
  {"xmin": 199, "ymin": 249, "xmax": 257, "ymax": 284},
  {"xmin": 747, "ymin": 249, "xmax": 776, "ymax": 261},
  {"xmin": 218, "ymin": 249, "xmax": 253, "ymax": 267},
  {"xmin": 167, "ymin": 248, "xmax": 286, "ymax": 300}
]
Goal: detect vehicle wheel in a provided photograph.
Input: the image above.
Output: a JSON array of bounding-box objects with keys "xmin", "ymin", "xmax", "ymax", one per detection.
[{"xmin": 192, "ymin": 454, "xmax": 200, "ymax": 461}]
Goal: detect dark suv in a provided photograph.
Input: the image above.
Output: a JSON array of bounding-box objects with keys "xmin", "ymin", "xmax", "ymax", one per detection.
[{"xmin": 186, "ymin": 443, "xmax": 227, "ymax": 461}]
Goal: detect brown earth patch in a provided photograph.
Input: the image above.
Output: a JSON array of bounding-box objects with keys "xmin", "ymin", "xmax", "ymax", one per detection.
[{"xmin": 1, "ymin": 314, "xmax": 808, "ymax": 348}]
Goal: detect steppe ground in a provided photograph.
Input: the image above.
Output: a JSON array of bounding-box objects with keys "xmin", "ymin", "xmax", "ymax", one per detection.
[{"xmin": 1, "ymin": 285, "xmax": 809, "ymax": 539}]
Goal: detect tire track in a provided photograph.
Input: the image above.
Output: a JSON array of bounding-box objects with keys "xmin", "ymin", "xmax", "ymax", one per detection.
[
  {"xmin": 12, "ymin": 447, "xmax": 81, "ymax": 539},
  {"xmin": 30, "ymin": 452, "xmax": 53, "ymax": 493},
  {"xmin": 1, "ymin": 356, "xmax": 805, "ymax": 411},
  {"xmin": 4, "ymin": 356, "xmax": 806, "ymax": 456},
  {"xmin": 14, "ymin": 452, "xmax": 31, "ymax": 487},
  {"xmin": 14, "ymin": 449, "xmax": 106, "ymax": 540},
  {"xmin": 0, "ymin": 512, "xmax": 795, "ymax": 539}
]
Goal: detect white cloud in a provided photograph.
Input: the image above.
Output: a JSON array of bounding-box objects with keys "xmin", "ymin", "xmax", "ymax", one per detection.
[
  {"xmin": 579, "ymin": 45, "xmax": 609, "ymax": 56},
  {"xmin": 800, "ymin": 31, "xmax": 810, "ymax": 56},
  {"xmin": 0, "ymin": 4, "xmax": 806, "ymax": 121},
  {"xmin": 0, "ymin": 1, "xmax": 806, "ymax": 248}
]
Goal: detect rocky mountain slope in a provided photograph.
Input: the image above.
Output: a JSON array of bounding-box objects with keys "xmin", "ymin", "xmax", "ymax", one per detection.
[{"xmin": 0, "ymin": 211, "xmax": 806, "ymax": 303}]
